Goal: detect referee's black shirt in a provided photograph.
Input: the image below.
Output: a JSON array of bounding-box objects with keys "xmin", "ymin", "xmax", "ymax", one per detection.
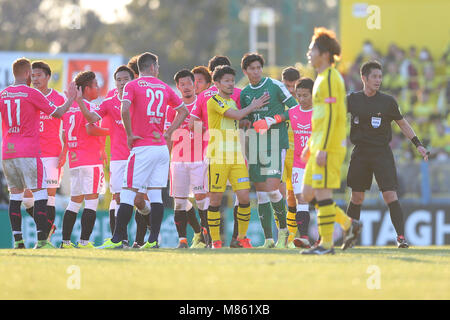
[{"xmin": 347, "ymin": 90, "xmax": 403, "ymax": 148}]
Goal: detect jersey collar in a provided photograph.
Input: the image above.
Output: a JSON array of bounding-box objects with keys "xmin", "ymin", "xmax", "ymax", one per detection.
[
  {"xmin": 299, "ymin": 105, "xmax": 313, "ymax": 112},
  {"xmin": 249, "ymin": 77, "xmax": 268, "ymax": 90}
]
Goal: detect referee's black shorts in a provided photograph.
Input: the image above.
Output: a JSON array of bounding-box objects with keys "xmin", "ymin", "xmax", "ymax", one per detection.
[{"xmin": 347, "ymin": 145, "xmax": 398, "ymax": 192}]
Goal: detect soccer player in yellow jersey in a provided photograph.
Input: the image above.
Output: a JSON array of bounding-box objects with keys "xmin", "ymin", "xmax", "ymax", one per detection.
[
  {"xmin": 206, "ymin": 65, "xmax": 269, "ymax": 249},
  {"xmin": 301, "ymin": 27, "xmax": 362, "ymax": 255}
]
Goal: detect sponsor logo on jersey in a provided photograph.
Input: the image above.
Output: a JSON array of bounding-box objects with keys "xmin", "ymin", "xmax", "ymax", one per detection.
[
  {"xmin": 137, "ymin": 80, "xmax": 165, "ymax": 89},
  {"xmin": 312, "ymin": 174, "xmax": 323, "ymax": 181},
  {"xmin": 237, "ymin": 177, "xmax": 250, "ymax": 183}
]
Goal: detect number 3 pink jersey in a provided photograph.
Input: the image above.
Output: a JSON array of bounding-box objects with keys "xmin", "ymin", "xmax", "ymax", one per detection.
[
  {"xmin": 62, "ymin": 100, "xmax": 103, "ymax": 168},
  {"xmin": 39, "ymin": 89, "xmax": 66, "ymax": 158},
  {"xmin": 121, "ymin": 76, "xmax": 184, "ymax": 148},
  {"xmin": 288, "ymin": 105, "xmax": 313, "ymax": 169},
  {"xmin": 0, "ymin": 85, "xmax": 57, "ymax": 160}
]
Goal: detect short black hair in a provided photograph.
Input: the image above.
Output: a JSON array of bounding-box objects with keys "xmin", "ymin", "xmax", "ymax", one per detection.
[
  {"xmin": 191, "ymin": 66, "xmax": 212, "ymax": 84},
  {"xmin": 114, "ymin": 65, "xmax": 134, "ymax": 80},
  {"xmin": 208, "ymin": 55, "xmax": 231, "ymax": 73},
  {"xmin": 174, "ymin": 69, "xmax": 195, "ymax": 84},
  {"xmin": 212, "ymin": 65, "xmax": 235, "ymax": 82},
  {"xmin": 360, "ymin": 60, "xmax": 382, "ymax": 77},
  {"xmin": 241, "ymin": 53, "xmax": 264, "ymax": 70},
  {"xmin": 138, "ymin": 52, "xmax": 158, "ymax": 73},
  {"xmin": 282, "ymin": 67, "xmax": 300, "ymax": 82},
  {"xmin": 295, "ymin": 77, "xmax": 314, "ymax": 93},
  {"xmin": 31, "ymin": 61, "xmax": 51, "ymax": 77}
]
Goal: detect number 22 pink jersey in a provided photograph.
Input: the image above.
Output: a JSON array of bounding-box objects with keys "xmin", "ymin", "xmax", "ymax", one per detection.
[{"xmin": 121, "ymin": 76, "xmax": 184, "ymax": 148}]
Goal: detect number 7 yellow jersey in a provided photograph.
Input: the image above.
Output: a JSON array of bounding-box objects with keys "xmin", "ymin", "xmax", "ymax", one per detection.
[{"xmin": 309, "ymin": 66, "xmax": 347, "ymax": 154}]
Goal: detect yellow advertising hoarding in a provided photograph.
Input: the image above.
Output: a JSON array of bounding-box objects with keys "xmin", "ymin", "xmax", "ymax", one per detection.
[{"xmin": 340, "ymin": 0, "xmax": 450, "ymax": 71}]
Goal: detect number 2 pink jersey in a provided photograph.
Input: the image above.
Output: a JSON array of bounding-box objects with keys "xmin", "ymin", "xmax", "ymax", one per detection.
[
  {"xmin": 39, "ymin": 89, "xmax": 66, "ymax": 157},
  {"xmin": 121, "ymin": 76, "xmax": 184, "ymax": 148},
  {"xmin": 289, "ymin": 105, "xmax": 313, "ymax": 169},
  {"xmin": 165, "ymin": 97, "xmax": 203, "ymax": 162},
  {"xmin": 94, "ymin": 94, "xmax": 130, "ymax": 161},
  {"xmin": 62, "ymin": 100, "xmax": 103, "ymax": 168},
  {"xmin": 190, "ymin": 85, "xmax": 241, "ymax": 160},
  {"xmin": 0, "ymin": 85, "xmax": 57, "ymax": 159}
]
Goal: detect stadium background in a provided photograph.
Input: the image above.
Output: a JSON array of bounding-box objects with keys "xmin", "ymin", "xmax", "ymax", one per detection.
[{"xmin": 0, "ymin": 0, "xmax": 448, "ymax": 248}]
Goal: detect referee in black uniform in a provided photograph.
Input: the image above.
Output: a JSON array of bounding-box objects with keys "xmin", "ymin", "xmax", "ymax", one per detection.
[{"xmin": 346, "ymin": 61, "xmax": 429, "ymax": 248}]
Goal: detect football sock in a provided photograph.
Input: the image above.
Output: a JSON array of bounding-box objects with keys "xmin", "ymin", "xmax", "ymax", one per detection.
[
  {"xmin": 207, "ymin": 206, "xmax": 221, "ymax": 242},
  {"xmin": 186, "ymin": 206, "xmax": 201, "ymax": 234},
  {"xmin": 296, "ymin": 204, "xmax": 310, "ymax": 237},
  {"xmin": 388, "ymin": 200, "xmax": 405, "ymax": 236},
  {"xmin": 258, "ymin": 202, "xmax": 273, "ymax": 239},
  {"xmin": 62, "ymin": 210, "xmax": 78, "ymax": 241},
  {"xmin": 135, "ymin": 211, "xmax": 148, "ymax": 245},
  {"xmin": 109, "ymin": 208, "xmax": 115, "ymax": 235},
  {"xmin": 287, "ymin": 208, "xmax": 297, "ymax": 242},
  {"xmin": 112, "ymin": 203, "xmax": 134, "ymax": 243},
  {"xmin": 232, "ymin": 205, "xmax": 239, "ymax": 239},
  {"xmin": 46, "ymin": 205, "xmax": 56, "ymax": 234},
  {"xmin": 147, "ymin": 203, "xmax": 164, "ymax": 244},
  {"xmin": 9, "ymin": 200, "xmax": 22, "ymax": 241},
  {"xmin": 25, "ymin": 206, "xmax": 35, "ymax": 219},
  {"xmin": 33, "ymin": 199, "xmax": 49, "ymax": 241},
  {"xmin": 317, "ymin": 199, "xmax": 336, "ymax": 249},
  {"xmin": 335, "ymin": 204, "xmax": 352, "ymax": 231},
  {"xmin": 174, "ymin": 210, "xmax": 187, "ymax": 239},
  {"xmin": 272, "ymin": 199, "xmax": 287, "ymax": 230},
  {"xmin": 236, "ymin": 203, "xmax": 251, "ymax": 239},
  {"xmin": 198, "ymin": 209, "xmax": 208, "ymax": 229},
  {"xmin": 346, "ymin": 202, "xmax": 361, "ymax": 221},
  {"xmin": 80, "ymin": 209, "xmax": 96, "ymax": 241}
]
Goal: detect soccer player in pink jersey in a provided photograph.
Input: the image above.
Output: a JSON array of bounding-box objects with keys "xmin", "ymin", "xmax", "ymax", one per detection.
[
  {"xmin": 166, "ymin": 69, "xmax": 208, "ymax": 248},
  {"xmin": 0, "ymin": 58, "xmax": 79, "ymax": 249},
  {"xmin": 98, "ymin": 52, "xmax": 189, "ymax": 249},
  {"xmin": 188, "ymin": 56, "xmax": 244, "ymax": 247},
  {"xmin": 60, "ymin": 71, "xmax": 108, "ymax": 249},
  {"xmin": 191, "ymin": 66, "xmax": 212, "ymax": 95},
  {"xmin": 253, "ymin": 78, "xmax": 315, "ymax": 248}
]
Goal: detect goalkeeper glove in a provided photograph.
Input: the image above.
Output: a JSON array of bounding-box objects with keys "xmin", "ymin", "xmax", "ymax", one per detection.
[{"xmin": 253, "ymin": 115, "xmax": 283, "ymax": 134}]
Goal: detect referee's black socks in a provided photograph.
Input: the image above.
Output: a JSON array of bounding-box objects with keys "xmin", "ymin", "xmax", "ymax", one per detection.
[
  {"xmin": 387, "ymin": 200, "xmax": 405, "ymax": 237},
  {"xmin": 346, "ymin": 202, "xmax": 362, "ymax": 221}
]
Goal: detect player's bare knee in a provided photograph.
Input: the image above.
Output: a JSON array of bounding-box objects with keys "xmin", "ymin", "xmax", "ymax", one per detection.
[
  {"xmin": 209, "ymin": 192, "xmax": 223, "ymax": 207},
  {"xmin": 287, "ymin": 190, "xmax": 297, "ymax": 207},
  {"xmin": 382, "ymin": 191, "xmax": 397, "ymax": 204},
  {"xmin": 47, "ymin": 188, "xmax": 57, "ymax": 197},
  {"xmin": 301, "ymin": 185, "xmax": 314, "ymax": 203},
  {"xmin": 194, "ymin": 193, "xmax": 207, "ymax": 201},
  {"xmin": 114, "ymin": 193, "xmax": 120, "ymax": 204},
  {"xmin": 351, "ymin": 192, "xmax": 365, "ymax": 205}
]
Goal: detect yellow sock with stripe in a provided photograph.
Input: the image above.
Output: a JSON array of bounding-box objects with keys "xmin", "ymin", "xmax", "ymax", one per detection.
[
  {"xmin": 286, "ymin": 207, "xmax": 297, "ymax": 242},
  {"xmin": 207, "ymin": 206, "xmax": 221, "ymax": 242},
  {"xmin": 335, "ymin": 204, "xmax": 351, "ymax": 231},
  {"xmin": 317, "ymin": 199, "xmax": 336, "ymax": 249},
  {"xmin": 236, "ymin": 203, "xmax": 251, "ymax": 239}
]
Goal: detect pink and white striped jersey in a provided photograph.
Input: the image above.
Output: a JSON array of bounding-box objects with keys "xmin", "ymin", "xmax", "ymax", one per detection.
[
  {"xmin": 121, "ymin": 76, "xmax": 184, "ymax": 148},
  {"xmin": 165, "ymin": 97, "xmax": 203, "ymax": 163},
  {"xmin": 288, "ymin": 105, "xmax": 313, "ymax": 169},
  {"xmin": 39, "ymin": 89, "xmax": 66, "ymax": 158},
  {"xmin": 190, "ymin": 85, "xmax": 241, "ymax": 160},
  {"xmin": 62, "ymin": 100, "xmax": 103, "ymax": 168},
  {"xmin": 95, "ymin": 94, "xmax": 129, "ymax": 161},
  {"xmin": 0, "ymin": 85, "xmax": 57, "ymax": 159}
]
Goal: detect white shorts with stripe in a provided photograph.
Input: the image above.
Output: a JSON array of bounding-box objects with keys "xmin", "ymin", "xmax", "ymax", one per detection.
[
  {"xmin": 170, "ymin": 161, "xmax": 206, "ymax": 198},
  {"xmin": 69, "ymin": 165, "xmax": 105, "ymax": 196},
  {"xmin": 109, "ymin": 160, "xmax": 127, "ymax": 194},
  {"xmin": 123, "ymin": 145, "xmax": 170, "ymax": 192},
  {"xmin": 42, "ymin": 157, "xmax": 63, "ymax": 188},
  {"xmin": 292, "ymin": 167, "xmax": 306, "ymax": 195},
  {"xmin": 2, "ymin": 157, "xmax": 46, "ymax": 191}
]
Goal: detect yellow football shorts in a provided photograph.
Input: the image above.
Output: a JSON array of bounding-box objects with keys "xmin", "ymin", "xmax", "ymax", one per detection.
[
  {"xmin": 208, "ymin": 162, "xmax": 251, "ymax": 193},
  {"xmin": 282, "ymin": 148, "xmax": 294, "ymax": 191},
  {"xmin": 303, "ymin": 151, "xmax": 346, "ymax": 189}
]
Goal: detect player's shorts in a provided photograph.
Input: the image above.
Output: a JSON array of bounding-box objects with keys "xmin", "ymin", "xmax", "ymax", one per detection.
[
  {"xmin": 207, "ymin": 160, "xmax": 251, "ymax": 193},
  {"xmin": 109, "ymin": 160, "xmax": 127, "ymax": 194},
  {"xmin": 124, "ymin": 145, "xmax": 170, "ymax": 192},
  {"xmin": 170, "ymin": 161, "xmax": 206, "ymax": 198},
  {"xmin": 291, "ymin": 167, "xmax": 305, "ymax": 195},
  {"xmin": 42, "ymin": 157, "xmax": 63, "ymax": 188},
  {"xmin": 303, "ymin": 151, "xmax": 345, "ymax": 189},
  {"xmin": 282, "ymin": 148, "xmax": 294, "ymax": 191},
  {"xmin": 347, "ymin": 145, "xmax": 398, "ymax": 192},
  {"xmin": 70, "ymin": 165, "xmax": 105, "ymax": 196},
  {"xmin": 248, "ymin": 148, "xmax": 286, "ymax": 183},
  {"xmin": 2, "ymin": 157, "xmax": 47, "ymax": 191}
]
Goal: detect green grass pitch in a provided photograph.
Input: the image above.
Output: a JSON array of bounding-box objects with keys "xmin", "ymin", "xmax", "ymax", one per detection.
[{"xmin": 0, "ymin": 247, "xmax": 448, "ymax": 300}]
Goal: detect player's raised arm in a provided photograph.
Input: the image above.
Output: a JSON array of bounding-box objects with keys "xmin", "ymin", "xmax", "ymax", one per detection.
[
  {"xmin": 164, "ymin": 104, "xmax": 189, "ymax": 141},
  {"xmin": 253, "ymin": 109, "xmax": 290, "ymax": 134},
  {"xmin": 223, "ymin": 93, "xmax": 270, "ymax": 120},
  {"xmin": 77, "ymin": 98, "xmax": 101, "ymax": 123},
  {"xmin": 86, "ymin": 123, "xmax": 110, "ymax": 136},
  {"xmin": 50, "ymin": 82, "xmax": 80, "ymax": 118}
]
